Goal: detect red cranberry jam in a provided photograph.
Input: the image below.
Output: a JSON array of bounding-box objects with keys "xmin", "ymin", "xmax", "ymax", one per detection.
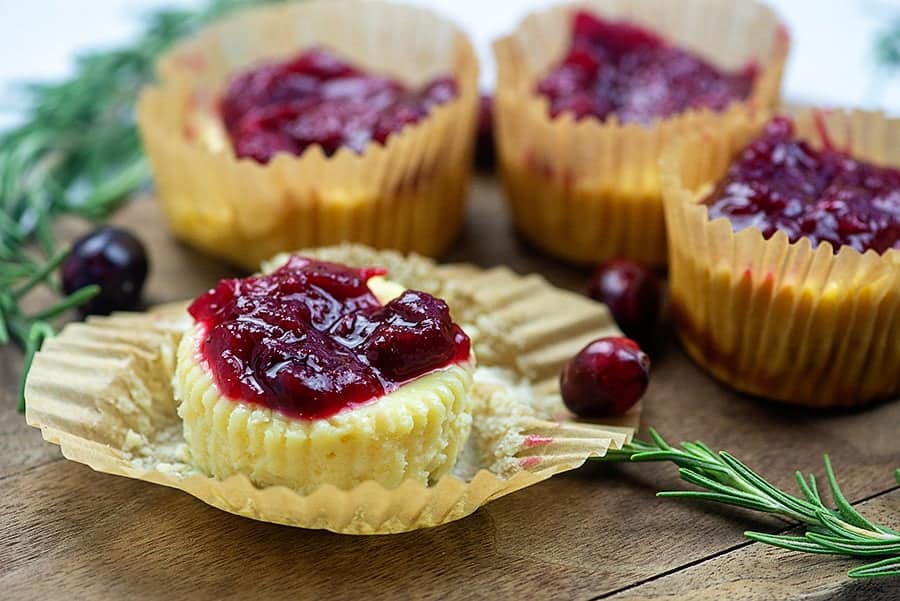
[
  {"xmin": 220, "ymin": 47, "xmax": 458, "ymax": 163},
  {"xmin": 187, "ymin": 257, "xmax": 471, "ymax": 419},
  {"xmin": 536, "ymin": 11, "xmax": 756, "ymax": 124},
  {"xmin": 705, "ymin": 117, "xmax": 900, "ymax": 254}
]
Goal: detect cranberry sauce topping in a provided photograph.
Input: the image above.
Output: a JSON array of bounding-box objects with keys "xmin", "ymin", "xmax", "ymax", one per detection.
[
  {"xmin": 536, "ymin": 11, "xmax": 756, "ymax": 124},
  {"xmin": 219, "ymin": 47, "xmax": 458, "ymax": 163},
  {"xmin": 705, "ymin": 117, "xmax": 900, "ymax": 253},
  {"xmin": 187, "ymin": 257, "xmax": 471, "ymax": 419}
]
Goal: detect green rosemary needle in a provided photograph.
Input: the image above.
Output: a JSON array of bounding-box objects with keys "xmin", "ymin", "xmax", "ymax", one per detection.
[
  {"xmin": 601, "ymin": 429, "xmax": 900, "ymax": 579},
  {"xmin": 1, "ymin": 0, "xmax": 291, "ymax": 410}
]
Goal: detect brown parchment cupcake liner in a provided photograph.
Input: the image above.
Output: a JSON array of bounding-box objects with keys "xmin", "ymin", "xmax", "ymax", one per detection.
[
  {"xmin": 137, "ymin": 1, "xmax": 479, "ymax": 270},
  {"xmin": 661, "ymin": 108, "xmax": 900, "ymax": 407},
  {"xmin": 26, "ymin": 245, "xmax": 637, "ymax": 534},
  {"xmin": 493, "ymin": 0, "xmax": 788, "ymax": 266}
]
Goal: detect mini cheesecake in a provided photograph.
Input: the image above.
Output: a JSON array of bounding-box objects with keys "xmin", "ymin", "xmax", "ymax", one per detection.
[
  {"xmin": 174, "ymin": 256, "xmax": 475, "ymax": 492},
  {"xmin": 662, "ymin": 110, "xmax": 900, "ymax": 407},
  {"xmin": 493, "ymin": 2, "xmax": 787, "ymax": 266},
  {"xmin": 137, "ymin": 1, "xmax": 480, "ymax": 268}
]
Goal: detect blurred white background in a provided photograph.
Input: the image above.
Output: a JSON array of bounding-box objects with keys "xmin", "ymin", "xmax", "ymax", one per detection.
[{"xmin": 0, "ymin": 0, "xmax": 899, "ymax": 130}]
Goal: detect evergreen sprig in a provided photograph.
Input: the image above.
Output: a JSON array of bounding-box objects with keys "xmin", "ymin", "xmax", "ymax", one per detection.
[
  {"xmin": 602, "ymin": 429, "xmax": 900, "ymax": 579},
  {"xmin": 0, "ymin": 0, "xmax": 290, "ymax": 409}
]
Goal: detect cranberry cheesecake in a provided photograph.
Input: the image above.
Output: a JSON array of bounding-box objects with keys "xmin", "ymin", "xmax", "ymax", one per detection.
[
  {"xmin": 175, "ymin": 256, "xmax": 475, "ymax": 492},
  {"xmin": 493, "ymin": 0, "xmax": 787, "ymax": 266},
  {"xmin": 137, "ymin": 0, "xmax": 479, "ymax": 268},
  {"xmin": 661, "ymin": 109, "xmax": 900, "ymax": 407}
]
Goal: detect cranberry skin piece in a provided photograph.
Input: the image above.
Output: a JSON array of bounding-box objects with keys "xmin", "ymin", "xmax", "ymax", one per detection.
[
  {"xmin": 253, "ymin": 331, "xmax": 385, "ymax": 418},
  {"xmin": 475, "ymin": 94, "xmax": 495, "ymax": 170},
  {"xmin": 587, "ymin": 259, "xmax": 663, "ymax": 345},
  {"xmin": 560, "ymin": 337, "xmax": 650, "ymax": 417},
  {"xmin": 61, "ymin": 226, "xmax": 149, "ymax": 316},
  {"xmin": 361, "ymin": 290, "xmax": 469, "ymax": 381}
]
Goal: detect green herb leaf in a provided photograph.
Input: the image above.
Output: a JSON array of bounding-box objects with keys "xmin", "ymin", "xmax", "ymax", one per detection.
[
  {"xmin": 849, "ymin": 556, "xmax": 900, "ymax": 579},
  {"xmin": 598, "ymin": 430, "xmax": 900, "ymax": 580},
  {"xmin": 1, "ymin": 0, "xmax": 293, "ymax": 410}
]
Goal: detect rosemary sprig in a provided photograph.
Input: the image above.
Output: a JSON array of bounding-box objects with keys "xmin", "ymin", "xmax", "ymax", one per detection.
[
  {"xmin": 602, "ymin": 429, "xmax": 900, "ymax": 579},
  {"xmin": 1, "ymin": 0, "xmax": 290, "ymax": 409},
  {"xmin": 875, "ymin": 17, "xmax": 900, "ymax": 74},
  {"xmin": 870, "ymin": 7, "xmax": 900, "ymax": 103}
]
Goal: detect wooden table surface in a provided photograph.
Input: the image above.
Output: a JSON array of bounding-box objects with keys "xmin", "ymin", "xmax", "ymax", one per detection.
[{"xmin": 3, "ymin": 175, "xmax": 900, "ymax": 600}]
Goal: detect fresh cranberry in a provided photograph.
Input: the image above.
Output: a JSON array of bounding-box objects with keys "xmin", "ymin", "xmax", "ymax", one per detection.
[
  {"xmin": 61, "ymin": 226, "xmax": 149, "ymax": 315},
  {"xmin": 475, "ymin": 94, "xmax": 495, "ymax": 169},
  {"xmin": 560, "ymin": 337, "xmax": 650, "ymax": 417},
  {"xmin": 537, "ymin": 11, "xmax": 755, "ymax": 124},
  {"xmin": 705, "ymin": 117, "xmax": 900, "ymax": 253},
  {"xmin": 586, "ymin": 259, "xmax": 663, "ymax": 346},
  {"xmin": 219, "ymin": 47, "xmax": 458, "ymax": 163},
  {"xmin": 188, "ymin": 257, "xmax": 471, "ymax": 420}
]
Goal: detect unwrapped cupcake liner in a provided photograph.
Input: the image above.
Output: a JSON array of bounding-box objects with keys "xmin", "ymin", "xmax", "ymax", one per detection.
[
  {"xmin": 493, "ymin": 0, "xmax": 788, "ymax": 266},
  {"xmin": 661, "ymin": 108, "xmax": 900, "ymax": 407},
  {"xmin": 26, "ymin": 245, "xmax": 637, "ymax": 534},
  {"xmin": 137, "ymin": 1, "xmax": 479, "ymax": 270}
]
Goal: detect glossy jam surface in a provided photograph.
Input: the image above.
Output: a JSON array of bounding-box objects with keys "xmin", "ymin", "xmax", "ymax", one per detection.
[
  {"xmin": 705, "ymin": 117, "xmax": 900, "ymax": 253},
  {"xmin": 536, "ymin": 11, "xmax": 755, "ymax": 124},
  {"xmin": 188, "ymin": 257, "xmax": 471, "ymax": 419},
  {"xmin": 220, "ymin": 48, "xmax": 458, "ymax": 163}
]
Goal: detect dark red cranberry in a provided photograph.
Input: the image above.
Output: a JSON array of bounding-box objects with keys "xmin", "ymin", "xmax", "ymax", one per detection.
[
  {"xmin": 560, "ymin": 337, "xmax": 650, "ymax": 417},
  {"xmin": 587, "ymin": 259, "xmax": 663, "ymax": 346},
  {"xmin": 705, "ymin": 116, "xmax": 900, "ymax": 253},
  {"xmin": 361, "ymin": 291, "xmax": 469, "ymax": 381},
  {"xmin": 475, "ymin": 94, "xmax": 495, "ymax": 169},
  {"xmin": 536, "ymin": 11, "xmax": 755, "ymax": 124},
  {"xmin": 252, "ymin": 330, "xmax": 385, "ymax": 418},
  {"xmin": 61, "ymin": 226, "xmax": 149, "ymax": 315}
]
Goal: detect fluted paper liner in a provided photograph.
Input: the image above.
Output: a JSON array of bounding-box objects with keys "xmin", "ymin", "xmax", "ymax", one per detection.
[
  {"xmin": 26, "ymin": 245, "xmax": 637, "ymax": 533},
  {"xmin": 493, "ymin": 0, "xmax": 788, "ymax": 266},
  {"xmin": 137, "ymin": 1, "xmax": 479, "ymax": 270},
  {"xmin": 661, "ymin": 108, "xmax": 900, "ymax": 407}
]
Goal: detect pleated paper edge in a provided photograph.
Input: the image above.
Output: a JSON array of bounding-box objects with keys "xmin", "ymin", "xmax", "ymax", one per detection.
[{"xmin": 26, "ymin": 246, "xmax": 638, "ymax": 534}]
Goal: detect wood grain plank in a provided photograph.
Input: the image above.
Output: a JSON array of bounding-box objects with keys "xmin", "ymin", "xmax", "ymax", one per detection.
[
  {"xmin": 603, "ymin": 489, "xmax": 900, "ymax": 600},
  {"xmin": 0, "ymin": 461, "xmax": 777, "ymax": 601}
]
